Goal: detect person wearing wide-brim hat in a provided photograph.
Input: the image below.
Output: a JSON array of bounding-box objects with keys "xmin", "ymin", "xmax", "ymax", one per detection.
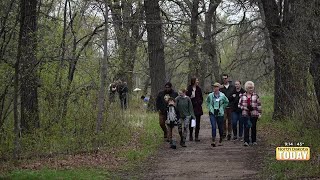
[{"xmin": 206, "ymin": 83, "xmax": 229, "ymax": 147}]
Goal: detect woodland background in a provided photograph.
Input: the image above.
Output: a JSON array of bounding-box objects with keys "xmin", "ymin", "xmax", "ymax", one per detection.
[{"xmin": 0, "ymin": 0, "xmax": 319, "ymax": 178}]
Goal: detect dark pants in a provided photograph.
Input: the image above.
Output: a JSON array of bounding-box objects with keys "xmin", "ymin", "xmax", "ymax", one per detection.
[
  {"xmin": 232, "ymin": 111, "xmax": 244, "ymax": 138},
  {"xmin": 243, "ymin": 116, "xmax": 258, "ymax": 143},
  {"xmin": 189, "ymin": 115, "xmax": 201, "ymax": 139},
  {"xmin": 209, "ymin": 114, "xmax": 224, "ymax": 139},
  {"xmin": 120, "ymin": 97, "xmax": 127, "ymax": 109},
  {"xmin": 223, "ymin": 107, "xmax": 233, "ymax": 136},
  {"xmin": 159, "ymin": 112, "xmax": 168, "ymax": 138}
]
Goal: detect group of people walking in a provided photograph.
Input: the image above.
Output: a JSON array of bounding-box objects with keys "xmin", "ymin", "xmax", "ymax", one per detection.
[
  {"xmin": 109, "ymin": 80, "xmax": 128, "ymax": 109},
  {"xmin": 156, "ymin": 74, "xmax": 262, "ymax": 149}
]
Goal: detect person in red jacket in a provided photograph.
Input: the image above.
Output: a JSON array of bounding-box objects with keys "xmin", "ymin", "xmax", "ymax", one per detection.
[{"xmin": 238, "ymin": 81, "xmax": 262, "ymax": 146}]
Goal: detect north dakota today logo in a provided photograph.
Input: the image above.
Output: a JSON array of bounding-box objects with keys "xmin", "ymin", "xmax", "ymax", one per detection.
[{"xmin": 276, "ymin": 147, "xmax": 310, "ymax": 161}]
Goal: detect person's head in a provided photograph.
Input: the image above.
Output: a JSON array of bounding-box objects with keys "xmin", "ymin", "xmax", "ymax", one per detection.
[
  {"xmin": 191, "ymin": 77, "xmax": 199, "ymax": 86},
  {"xmin": 178, "ymin": 88, "xmax": 187, "ymax": 96},
  {"xmin": 164, "ymin": 82, "xmax": 173, "ymax": 93},
  {"xmin": 213, "ymin": 82, "xmax": 221, "ymax": 93},
  {"xmin": 235, "ymin": 80, "xmax": 241, "ymax": 89},
  {"xmin": 244, "ymin": 81, "xmax": 255, "ymax": 94},
  {"xmin": 222, "ymin": 74, "xmax": 229, "ymax": 84},
  {"xmin": 168, "ymin": 97, "xmax": 176, "ymax": 106}
]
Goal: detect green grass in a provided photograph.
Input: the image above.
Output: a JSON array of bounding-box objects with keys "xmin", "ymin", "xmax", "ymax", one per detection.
[
  {"xmin": 1, "ymin": 102, "xmax": 163, "ymax": 179},
  {"xmin": 259, "ymin": 96, "xmax": 320, "ymax": 179},
  {"xmin": 1, "ymin": 168, "xmax": 111, "ymax": 180},
  {"xmin": 117, "ymin": 112, "xmax": 162, "ymax": 170}
]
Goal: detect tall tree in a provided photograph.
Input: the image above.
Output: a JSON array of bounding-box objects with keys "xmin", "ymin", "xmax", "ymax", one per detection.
[
  {"xmin": 18, "ymin": 0, "xmax": 40, "ymax": 131},
  {"xmin": 188, "ymin": 0, "xmax": 200, "ymax": 79},
  {"xmin": 144, "ymin": 0, "xmax": 166, "ymax": 108},
  {"xmin": 260, "ymin": 0, "xmax": 314, "ymax": 119},
  {"xmin": 310, "ymin": 1, "xmax": 320, "ymax": 106},
  {"xmin": 110, "ymin": 0, "xmax": 144, "ymax": 90},
  {"xmin": 96, "ymin": 1, "xmax": 109, "ymax": 134},
  {"xmin": 202, "ymin": 0, "xmax": 221, "ymax": 83}
]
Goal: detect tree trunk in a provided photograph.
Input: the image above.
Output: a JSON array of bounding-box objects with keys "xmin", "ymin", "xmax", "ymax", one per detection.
[
  {"xmin": 18, "ymin": 0, "xmax": 40, "ymax": 132},
  {"xmin": 144, "ymin": 0, "xmax": 166, "ymax": 109},
  {"xmin": 202, "ymin": 0, "xmax": 221, "ymax": 83},
  {"xmin": 310, "ymin": 52, "xmax": 320, "ymax": 105},
  {"xmin": 189, "ymin": 0, "xmax": 200, "ymax": 79},
  {"xmin": 260, "ymin": 0, "xmax": 310, "ymax": 120},
  {"xmin": 96, "ymin": 2, "xmax": 109, "ymax": 134},
  {"xmin": 13, "ymin": 60, "xmax": 20, "ymax": 160},
  {"xmin": 110, "ymin": 1, "xmax": 143, "ymax": 91}
]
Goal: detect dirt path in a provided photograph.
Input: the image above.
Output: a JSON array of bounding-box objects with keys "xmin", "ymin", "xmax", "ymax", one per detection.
[{"xmin": 143, "ymin": 115, "xmax": 262, "ymax": 180}]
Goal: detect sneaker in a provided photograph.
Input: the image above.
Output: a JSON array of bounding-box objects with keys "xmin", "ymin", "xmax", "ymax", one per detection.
[
  {"xmin": 189, "ymin": 136, "xmax": 193, "ymax": 141},
  {"xmin": 244, "ymin": 142, "xmax": 249, "ymax": 146},
  {"xmin": 180, "ymin": 141, "xmax": 187, "ymax": 147},
  {"xmin": 239, "ymin": 137, "xmax": 243, "ymax": 142},
  {"xmin": 252, "ymin": 142, "xmax": 258, "ymax": 145},
  {"xmin": 170, "ymin": 141, "xmax": 177, "ymax": 149},
  {"xmin": 227, "ymin": 134, "xmax": 231, "ymax": 141},
  {"xmin": 211, "ymin": 142, "xmax": 216, "ymax": 147}
]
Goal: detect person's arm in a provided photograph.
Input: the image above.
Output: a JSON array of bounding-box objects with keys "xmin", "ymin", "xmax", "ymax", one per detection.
[
  {"xmin": 175, "ymin": 107, "xmax": 180, "ymax": 120},
  {"xmin": 238, "ymin": 95, "xmax": 243, "ymax": 110},
  {"xmin": 199, "ymin": 87, "xmax": 203, "ymax": 105},
  {"xmin": 229, "ymin": 89, "xmax": 236, "ymax": 102},
  {"xmin": 188, "ymin": 97, "xmax": 196, "ymax": 119},
  {"xmin": 257, "ymin": 95, "xmax": 262, "ymax": 116},
  {"xmin": 238, "ymin": 95, "xmax": 248, "ymax": 110},
  {"xmin": 175, "ymin": 97, "xmax": 179, "ymax": 110},
  {"xmin": 186, "ymin": 86, "xmax": 192, "ymax": 97},
  {"xmin": 206, "ymin": 94, "xmax": 211, "ymax": 113},
  {"xmin": 222, "ymin": 95, "xmax": 229, "ymax": 109},
  {"xmin": 156, "ymin": 93, "xmax": 161, "ymax": 111}
]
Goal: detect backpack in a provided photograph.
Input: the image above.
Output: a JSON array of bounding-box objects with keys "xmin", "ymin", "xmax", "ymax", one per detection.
[{"xmin": 166, "ymin": 105, "xmax": 178, "ymax": 125}]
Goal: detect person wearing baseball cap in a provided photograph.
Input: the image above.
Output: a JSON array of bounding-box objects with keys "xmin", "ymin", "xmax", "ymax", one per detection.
[{"xmin": 206, "ymin": 82, "xmax": 229, "ymax": 147}]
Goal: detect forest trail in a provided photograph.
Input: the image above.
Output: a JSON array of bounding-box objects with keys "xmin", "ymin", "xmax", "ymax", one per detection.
[{"xmin": 142, "ymin": 115, "xmax": 263, "ymax": 180}]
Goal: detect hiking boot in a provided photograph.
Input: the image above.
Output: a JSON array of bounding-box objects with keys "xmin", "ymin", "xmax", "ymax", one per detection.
[
  {"xmin": 252, "ymin": 142, "xmax": 258, "ymax": 145},
  {"xmin": 170, "ymin": 140, "xmax": 177, "ymax": 149},
  {"xmin": 244, "ymin": 142, "xmax": 249, "ymax": 146},
  {"xmin": 239, "ymin": 137, "xmax": 243, "ymax": 142},
  {"xmin": 227, "ymin": 134, "xmax": 231, "ymax": 141},
  {"xmin": 189, "ymin": 135, "xmax": 193, "ymax": 141},
  {"xmin": 164, "ymin": 133, "xmax": 167, "ymax": 139},
  {"xmin": 180, "ymin": 141, "xmax": 187, "ymax": 147}
]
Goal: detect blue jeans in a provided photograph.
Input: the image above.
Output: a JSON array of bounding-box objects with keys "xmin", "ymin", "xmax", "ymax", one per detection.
[
  {"xmin": 232, "ymin": 112, "xmax": 244, "ymax": 138},
  {"xmin": 209, "ymin": 114, "xmax": 224, "ymax": 139}
]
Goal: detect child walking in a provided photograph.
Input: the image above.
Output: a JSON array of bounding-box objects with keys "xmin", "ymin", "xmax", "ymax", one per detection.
[
  {"xmin": 166, "ymin": 98, "xmax": 180, "ymax": 149},
  {"xmin": 176, "ymin": 89, "xmax": 196, "ymax": 147}
]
